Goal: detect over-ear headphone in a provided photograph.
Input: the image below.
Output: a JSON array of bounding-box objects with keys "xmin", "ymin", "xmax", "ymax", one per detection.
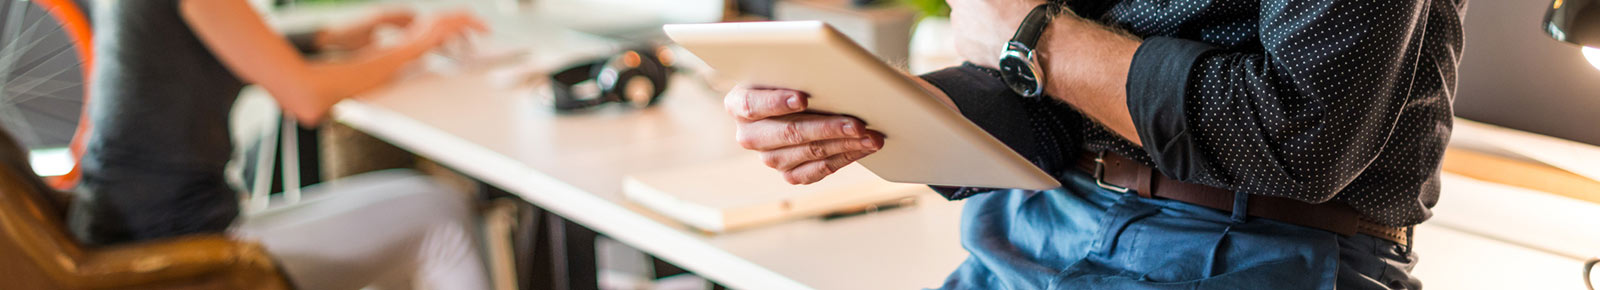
[{"xmin": 549, "ymin": 46, "xmax": 675, "ymax": 112}]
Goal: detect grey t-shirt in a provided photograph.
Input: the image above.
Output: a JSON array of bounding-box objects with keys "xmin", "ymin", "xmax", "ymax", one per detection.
[{"xmin": 69, "ymin": 0, "xmax": 315, "ymax": 245}]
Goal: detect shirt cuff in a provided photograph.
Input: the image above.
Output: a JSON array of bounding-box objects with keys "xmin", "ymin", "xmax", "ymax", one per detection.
[
  {"xmin": 285, "ymin": 30, "xmax": 323, "ymax": 55},
  {"xmin": 928, "ymin": 185, "xmax": 1001, "ymax": 200},
  {"xmin": 918, "ymin": 63, "xmax": 1077, "ymax": 200},
  {"xmin": 1126, "ymin": 36, "xmax": 1215, "ymax": 182},
  {"xmin": 918, "ymin": 63, "xmax": 1045, "ymax": 168}
]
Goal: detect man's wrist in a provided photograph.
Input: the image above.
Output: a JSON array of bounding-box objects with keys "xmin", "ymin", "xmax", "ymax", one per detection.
[
  {"xmin": 1030, "ymin": 11, "xmax": 1145, "ymax": 145},
  {"xmin": 996, "ymin": 3, "xmax": 1060, "ymax": 97},
  {"xmin": 1036, "ymin": 14, "xmax": 1141, "ymax": 101},
  {"xmin": 1034, "ymin": 14, "xmax": 1080, "ymax": 98}
]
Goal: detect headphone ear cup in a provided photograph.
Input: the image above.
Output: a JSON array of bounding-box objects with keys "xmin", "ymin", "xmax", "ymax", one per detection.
[
  {"xmin": 635, "ymin": 50, "xmax": 673, "ymax": 106},
  {"xmin": 619, "ymin": 74, "xmax": 657, "ymax": 108},
  {"xmin": 550, "ymin": 60, "xmax": 608, "ymax": 111},
  {"xmin": 549, "ymin": 48, "xmax": 676, "ymax": 111},
  {"xmin": 643, "ymin": 72, "xmax": 669, "ymax": 106},
  {"xmin": 551, "ymin": 84, "xmax": 599, "ymax": 111}
]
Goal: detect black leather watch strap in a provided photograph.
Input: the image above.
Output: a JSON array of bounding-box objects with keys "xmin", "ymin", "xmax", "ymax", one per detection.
[{"xmin": 1009, "ymin": 4, "xmax": 1061, "ymax": 48}]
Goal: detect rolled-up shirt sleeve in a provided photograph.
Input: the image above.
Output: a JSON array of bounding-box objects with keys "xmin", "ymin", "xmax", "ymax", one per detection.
[{"xmin": 1125, "ymin": 0, "xmax": 1444, "ymax": 203}]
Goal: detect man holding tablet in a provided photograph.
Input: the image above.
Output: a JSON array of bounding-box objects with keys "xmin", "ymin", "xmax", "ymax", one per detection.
[{"xmin": 725, "ymin": 0, "xmax": 1461, "ymax": 288}]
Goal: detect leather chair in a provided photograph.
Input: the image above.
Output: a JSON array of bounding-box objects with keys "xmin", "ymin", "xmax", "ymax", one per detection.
[{"xmin": 0, "ymin": 129, "xmax": 292, "ymax": 290}]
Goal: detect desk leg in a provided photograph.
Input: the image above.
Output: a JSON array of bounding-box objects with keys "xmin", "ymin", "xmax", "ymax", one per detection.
[
  {"xmin": 651, "ymin": 256, "xmax": 688, "ymax": 278},
  {"xmin": 536, "ymin": 210, "xmax": 599, "ymax": 290},
  {"xmin": 486, "ymin": 183, "xmax": 599, "ymax": 290},
  {"xmin": 651, "ymin": 256, "xmax": 729, "ymax": 290},
  {"xmin": 292, "ymin": 122, "xmax": 321, "ymax": 186},
  {"xmin": 246, "ymin": 116, "xmax": 322, "ymax": 196},
  {"xmin": 265, "ymin": 115, "xmax": 322, "ymax": 193}
]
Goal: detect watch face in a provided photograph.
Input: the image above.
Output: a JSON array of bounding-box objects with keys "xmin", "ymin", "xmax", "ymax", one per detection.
[
  {"xmin": 999, "ymin": 44, "xmax": 1043, "ymax": 97},
  {"xmin": 1000, "ymin": 56, "xmax": 1036, "ymax": 91}
]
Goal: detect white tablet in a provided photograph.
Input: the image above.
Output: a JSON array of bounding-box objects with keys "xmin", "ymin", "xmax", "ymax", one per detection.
[{"xmin": 665, "ymin": 21, "xmax": 1060, "ymax": 190}]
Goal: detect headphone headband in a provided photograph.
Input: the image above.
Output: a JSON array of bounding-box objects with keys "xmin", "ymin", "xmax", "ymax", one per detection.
[{"xmin": 549, "ymin": 47, "xmax": 673, "ymax": 112}]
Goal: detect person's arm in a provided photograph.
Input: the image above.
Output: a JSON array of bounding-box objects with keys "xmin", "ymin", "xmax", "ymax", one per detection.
[
  {"xmin": 284, "ymin": 29, "xmax": 327, "ymax": 55},
  {"xmin": 1031, "ymin": 15, "xmax": 1141, "ymax": 145},
  {"xmin": 950, "ymin": 0, "xmax": 1142, "ymax": 145},
  {"xmin": 918, "ymin": 63, "xmax": 1085, "ymax": 199},
  {"xmin": 179, "ymin": 0, "xmax": 485, "ymax": 125},
  {"xmin": 294, "ymin": 10, "xmax": 419, "ymax": 54},
  {"xmin": 278, "ymin": 10, "xmax": 416, "ymax": 56},
  {"xmin": 958, "ymin": 0, "xmax": 1459, "ymax": 202}
]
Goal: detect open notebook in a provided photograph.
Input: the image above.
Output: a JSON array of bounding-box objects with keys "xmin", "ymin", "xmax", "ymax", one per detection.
[{"xmin": 623, "ymin": 155, "xmax": 928, "ymax": 232}]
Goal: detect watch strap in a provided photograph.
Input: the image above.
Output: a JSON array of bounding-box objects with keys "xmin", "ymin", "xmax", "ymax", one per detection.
[{"xmin": 1009, "ymin": 4, "xmax": 1061, "ymax": 48}]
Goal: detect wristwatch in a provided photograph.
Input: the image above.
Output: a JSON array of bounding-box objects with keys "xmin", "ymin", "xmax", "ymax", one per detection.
[{"xmin": 999, "ymin": 4, "xmax": 1060, "ymax": 98}]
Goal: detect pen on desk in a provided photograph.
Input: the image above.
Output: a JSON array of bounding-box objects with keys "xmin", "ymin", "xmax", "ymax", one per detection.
[{"xmin": 820, "ymin": 197, "xmax": 917, "ymax": 221}]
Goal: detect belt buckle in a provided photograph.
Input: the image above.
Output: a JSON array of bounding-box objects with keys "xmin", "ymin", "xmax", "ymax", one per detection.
[{"xmin": 1093, "ymin": 151, "xmax": 1131, "ymax": 193}]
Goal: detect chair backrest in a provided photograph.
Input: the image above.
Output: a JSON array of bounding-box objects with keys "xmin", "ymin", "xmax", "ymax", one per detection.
[
  {"xmin": 0, "ymin": 127, "xmax": 294, "ymax": 290},
  {"xmin": 0, "ymin": 127, "xmax": 87, "ymax": 289}
]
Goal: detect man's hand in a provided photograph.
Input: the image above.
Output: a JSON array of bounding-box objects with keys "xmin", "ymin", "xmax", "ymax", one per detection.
[
  {"xmin": 948, "ymin": 0, "xmax": 1045, "ymax": 68},
  {"xmin": 316, "ymin": 10, "xmax": 416, "ymax": 51},
  {"xmin": 725, "ymin": 87, "xmax": 886, "ymax": 185}
]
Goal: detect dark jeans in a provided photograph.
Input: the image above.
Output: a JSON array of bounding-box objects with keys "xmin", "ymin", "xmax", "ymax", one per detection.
[{"xmin": 935, "ymin": 170, "xmax": 1422, "ymax": 290}]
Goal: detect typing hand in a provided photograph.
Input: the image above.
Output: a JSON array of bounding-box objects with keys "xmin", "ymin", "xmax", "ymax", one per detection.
[
  {"xmin": 406, "ymin": 10, "xmax": 490, "ymax": 51},
  {"xmin": 316, "ymin": 9, "xmax": 416, "ymax": 51},
  {"xmin": 725, "ymin": 86, "xmax": 885, "ymax": 185}
]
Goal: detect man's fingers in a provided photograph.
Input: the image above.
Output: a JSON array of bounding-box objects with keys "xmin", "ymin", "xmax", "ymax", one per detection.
[
  {"xmin": 736, "ymin": 114, "xmax": 867, "ymax": 150},
  {"xmin": 782, "ymin": 151, "xmax": 872, "ymax": 185},
  {"xmin": 725, "ymin": 87, "xmax": 807, "ymax": 121},
  {"xmin": 760, "ymin": 135, "xmax": 883, "ymax": 170}
]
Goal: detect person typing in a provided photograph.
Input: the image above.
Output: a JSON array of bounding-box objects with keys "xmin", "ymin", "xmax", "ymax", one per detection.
[{"xmin": 72, "ymin": 1, "xmax": 493, "ymax": 288}]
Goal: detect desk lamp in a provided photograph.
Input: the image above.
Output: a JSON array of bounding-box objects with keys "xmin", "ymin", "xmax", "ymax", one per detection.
[
  {"xmin": 1549, "ymin": 1, "xmax": 1600, "ymax": 288},
  {"xmin": 1546, "ymin": 0, "xmax": 1600, "ymax": 71}
]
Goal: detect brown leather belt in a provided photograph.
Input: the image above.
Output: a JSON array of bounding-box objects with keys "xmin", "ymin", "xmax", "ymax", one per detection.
[{"xmin": 1076, "ymin": 151, "xmax": 1409, "ymax": 246}]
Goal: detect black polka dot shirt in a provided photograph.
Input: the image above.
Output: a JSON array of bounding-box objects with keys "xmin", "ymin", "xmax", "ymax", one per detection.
[{"xmin": 920, "ymin": 0, "xmax": 1464, "ymax": 227}]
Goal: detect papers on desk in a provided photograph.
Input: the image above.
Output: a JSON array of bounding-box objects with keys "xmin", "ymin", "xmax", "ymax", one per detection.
[{"xmin": 623, "ymin": 155, "xmax": 927, "ymax": 233}]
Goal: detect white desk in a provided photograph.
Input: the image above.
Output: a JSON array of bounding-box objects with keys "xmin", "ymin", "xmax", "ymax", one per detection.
[
  {"xmin": 332, "ymin": 68, "xmax": 1593, "ymax": 290},
  {"xmin": 334, "ymin": 66, "xmax": 969, "ymax": 289},
  {"xmin": 267, "ymin": 3, "xmax": 963, "ymax": 289}
]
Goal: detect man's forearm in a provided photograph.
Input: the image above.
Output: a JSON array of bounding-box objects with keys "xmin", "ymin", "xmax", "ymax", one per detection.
[{"xmin": 1036, "ymin": 13, "xmax": 1144, "ymax": 146}]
